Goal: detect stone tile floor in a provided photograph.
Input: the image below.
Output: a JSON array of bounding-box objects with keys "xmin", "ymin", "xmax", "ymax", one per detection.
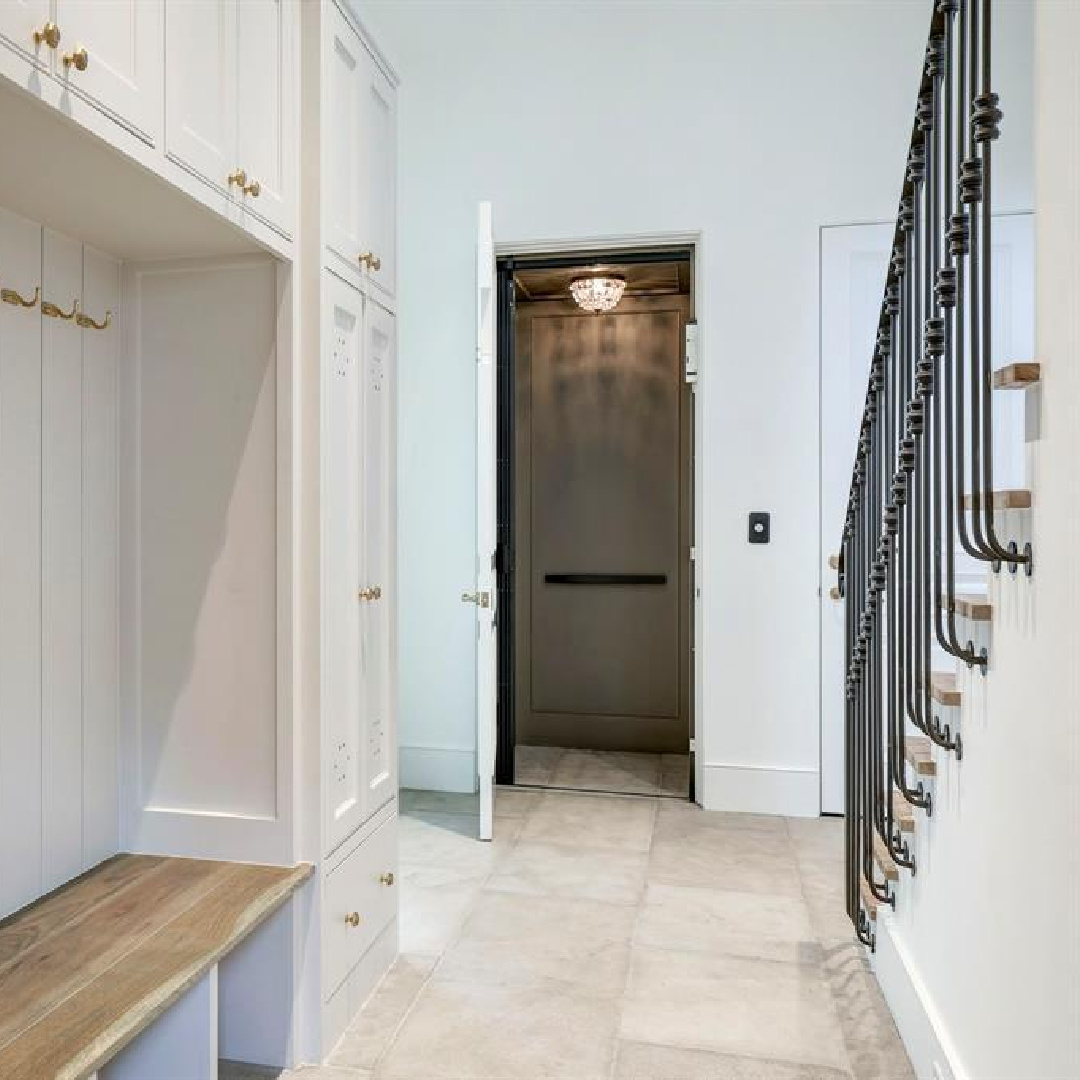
[
  {"xmin": 514, "ymin": 746, "xmax": 690, "ymax": 798},
  {"xmin": 234, "ymin": 788, "xmax": 913, "ymax": 1079}
]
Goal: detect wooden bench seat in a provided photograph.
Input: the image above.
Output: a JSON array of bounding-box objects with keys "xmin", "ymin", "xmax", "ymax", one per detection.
[{"xmin": 0, "ymin": 854, "xmax": 312, "ymax": 1080}]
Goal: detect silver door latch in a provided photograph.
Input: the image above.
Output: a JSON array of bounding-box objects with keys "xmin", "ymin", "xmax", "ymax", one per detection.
[{"xmin": 461, "ymin": 590, "xmax": 491, "ymax": 608}]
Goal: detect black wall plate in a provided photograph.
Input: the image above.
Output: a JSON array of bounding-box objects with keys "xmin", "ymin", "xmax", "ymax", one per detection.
[{"xmin": 748, "ymin": 511, "xmax": 771, "ymax": 544}]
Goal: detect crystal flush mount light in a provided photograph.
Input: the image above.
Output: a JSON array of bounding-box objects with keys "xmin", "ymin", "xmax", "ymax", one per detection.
[{"xmin": 569, "ymin": 274, "xmax": 626, "ymax": 313}]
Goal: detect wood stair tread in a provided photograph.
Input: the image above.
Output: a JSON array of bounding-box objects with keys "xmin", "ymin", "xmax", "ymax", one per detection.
[
  {"xmin": 859, "ymin": 876, "xmax": 879, "ymax": 920},
  {"xmin": 872, "ymin": 831, "xmax": 900, "ymax": 881},
  {"xmin": 941, "ymin": 592, "xmax": 992, "ymax": 621},
  {"xmin": 929, "ymin": 671, "xmax": 962, "ymax": 707},
  {"xmin": 993, "ymin": 361, "xmax": 1041, "ymax": 389},
  {"xmin": 892, "ymin": 791, "xmax": 916, "ymax": 832},
  {"xmin": 904, "ymin": 736, "xmax": 936, "ymax": 776},
  {"xmin": 0, "ymin": 854, "xmax": 313, "ymax": 1079},
  {"xmin": 962, "ymin": 489, "xmax": 1031, "ymax": 510}
]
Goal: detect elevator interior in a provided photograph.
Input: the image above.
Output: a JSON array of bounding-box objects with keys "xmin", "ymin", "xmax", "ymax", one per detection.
[{"xmin": 495, "ymin": 250, "xmax": 695, "ymax": 799}]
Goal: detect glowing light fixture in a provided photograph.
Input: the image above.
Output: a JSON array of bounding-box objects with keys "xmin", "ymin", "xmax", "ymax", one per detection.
[{"xmin": 569, "ymin": 274, "xmax": 626, "ymax": 313}]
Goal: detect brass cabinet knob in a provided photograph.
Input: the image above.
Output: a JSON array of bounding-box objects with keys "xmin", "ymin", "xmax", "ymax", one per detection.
[
  {"xmin": 379, "ymin": 872, "xmax": 395, "ymax": 887},
  {"xmin": 344, "ymin": 911, "xmax": 361, "ymax": 928},
  {"xmin": 359, "ymin": 585, "xmax": 382, "ymax": 602},
  {"xmin": 33, "ymin": 22, "xmax": 61, "ymax": 49},
  {"xmin": 228, "ymin": 168, "xmax": 248, "ymax": 188},
  {"xmin": 359, "ymin": 252, "xmax": 382, "ymax": 272},
  {"xmin": 63, "ymin": 46, "xmax": 88, "ymax": 71},
  {"xmin": 243, "ymin": 178, "xmax": 261, "ymax": 197}
]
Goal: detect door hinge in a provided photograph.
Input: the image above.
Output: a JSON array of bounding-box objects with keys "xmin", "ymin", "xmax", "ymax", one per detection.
[{"xmin": 684, "ymin": 320, "xmax": 699, "ymax": 384}]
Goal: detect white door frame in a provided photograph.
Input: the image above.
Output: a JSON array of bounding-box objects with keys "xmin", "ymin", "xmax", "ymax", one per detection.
[{"xmin": 492, "ymin": 227, "xmax": 706, "ymax": 805}]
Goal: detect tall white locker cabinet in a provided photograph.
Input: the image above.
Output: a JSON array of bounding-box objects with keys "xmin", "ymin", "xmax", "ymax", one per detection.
[{"xmin": 302, "ymin": 0, "xmax": 400, "ymax": 1056}]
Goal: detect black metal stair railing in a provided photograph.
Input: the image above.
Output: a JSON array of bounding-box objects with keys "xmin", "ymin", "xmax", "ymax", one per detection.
[{"xmin": 837, "ymin": 0, "xmax": 1029, "ymax": 951}]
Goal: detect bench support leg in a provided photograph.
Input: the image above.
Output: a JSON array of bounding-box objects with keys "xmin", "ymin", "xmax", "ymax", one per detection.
[{"xmin": 101, "ymin": 966, "xmax": 218, "ymax": 1080}]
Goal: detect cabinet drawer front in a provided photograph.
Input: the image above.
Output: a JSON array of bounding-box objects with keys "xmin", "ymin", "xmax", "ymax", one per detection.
[{"xmin": 323, "ymin": 814, "xmax": 398, "ymax": 1000}]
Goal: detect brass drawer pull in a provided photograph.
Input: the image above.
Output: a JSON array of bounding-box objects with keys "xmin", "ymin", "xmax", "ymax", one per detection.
[
  {"xmin": 63, "ymin": 46, "xmax": 88, "ymax": 71},
  {"xmin": 243, "ymin": 178, "xmax": 261, "ymax": 197},
  {"xmin": 344, "ymin": 911, "xmax": 361, "ymax": 928},
  {"xmin": 33, "ymin": 22, "xmax": 60, "ymax": 49},
  {"xmin": 359, "ymin": 252, "xmax": 382, "ymax": 272},
  {"xmin": 379, "ymin": 872, "xmax": 395, "ymax": 887},
  {"xmin": 359, "ymin": 586, "xmax": 382, "ymax": 602},
  {"xmin": 228, "ymin": 168, "xmax": 247, "ymax": 188}
]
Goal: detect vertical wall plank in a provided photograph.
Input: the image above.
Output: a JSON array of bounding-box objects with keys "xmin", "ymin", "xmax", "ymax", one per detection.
[
  {"xmin": 0, "ymin": 208, "xmax": 43, "ymax": 917},
  {"xmin": 81, "ymin": 245, "xmax": 120, "ymax": 867},
  {"xmin": 41, "ymin": 229, "xmax": 84, "ymax": 891}
]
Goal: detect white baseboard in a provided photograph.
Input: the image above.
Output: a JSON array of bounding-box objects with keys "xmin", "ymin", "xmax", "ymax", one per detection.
[
  {"xmin": 873, "ymin": 915, "xmax": 967, "ymax": 1080},
  {"xmin": 399, "ymin": 744, "xmax": 476, "ymax": 794},
  {"xmin": 700, "ymin": 761, "xmax": 819, "ymax": 817}
]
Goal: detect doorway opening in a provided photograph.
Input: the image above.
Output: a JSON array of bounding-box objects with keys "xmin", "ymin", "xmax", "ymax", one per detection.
[{"xmin": 494, "ymin": 246, "xmax": 696, "ymax": 801}]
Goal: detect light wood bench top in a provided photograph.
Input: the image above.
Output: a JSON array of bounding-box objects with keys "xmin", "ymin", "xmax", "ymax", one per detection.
[{"xmin": 0, "ymin": 854, "xmax": 312, "ymax": 1080}]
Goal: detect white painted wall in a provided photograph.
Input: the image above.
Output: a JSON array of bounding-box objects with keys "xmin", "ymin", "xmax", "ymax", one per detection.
[
  {"xmin": 872, "ymin": 4, "xmax": 1080, "ymax": 1077},
  {"xmin": 361, "ymin": 0, "xmax": 1034, "ymax": 808}
]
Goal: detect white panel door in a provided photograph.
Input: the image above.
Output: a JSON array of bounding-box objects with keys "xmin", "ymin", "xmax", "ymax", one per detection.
[
  {"xmin": 323, "ymin": 2, "xmax": 363, "ymax": 275},
  {"xmin": 0, "ymin": 208, "xmax": 43, "ymax": 917},
  {"xmin": 237, "ymin": 0, "xmax": 294, "ymax": 236},
  {"xmin": 0, "ymin": 0, "xmax": 51, "ymax": 66},
  {"xmin": 80, "ymin": 245, "xmax": 119, "ymax": 867},
  {"xmin": 360, "ymin": 300, "xmax": 395, "ymax": 820},
  {"xmin": 41, "ymin": 228, "xmax": 84, "ymax": 891},
  {"xmin": 165, "ymin": 0, "xmax": 237, "ymax": 195},
  {"xmin": 473, "ymin": 202, "xmax": 496, "ymax": 841},
  {"xmin": 323, "ymin": 270, "xmax": 365, "ymax": 854},
  {"xmin": 358, "ymin": 52, "xmax": 396, "ymax": 306},
  {"xmin": 55, "ymin": 0, "xmax": 162, "ymax": 141}
]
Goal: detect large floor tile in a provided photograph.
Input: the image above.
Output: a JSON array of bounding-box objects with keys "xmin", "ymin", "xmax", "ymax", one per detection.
[
  {"xmin": 487, "ymin": 840, "xmax": 649, "ymax": 905},
  {"xmin": 329, "ymin": 955, "xmax": 437, "ymax": 1072},
  {"xmin": 439, "ymin": 891, "xmax": 634, "ymax": 994},
  {"xmin": 376, "ymin": 978, "xmax": 618, "ymax": 1079},
  {"xmin": 549, "ymin": 749, "xmax": 662, "ymax": 794},
  {"xmin": 398, "ymin": 811, "xmax": 517, "ymax": 872},
  {"xmin": 494, "ymin": 785, "xmax": 542, "ymax": 818},
  {"xmin": 654, "ymin": 801, "xmax": 791, "ymax": 840},
  {"xmin": 787, "ymin": 815, "xmax": 845, "ymax": 864},
  {"xmin": 519, "ymin": 790, "xmax": 657, "ymax": 852},
  {"xmin": 635, "ymin": 882, "xmax": 821, "ymax": 965},
  {"xmin": 613, "ymin": 1040, "xmax": 851, "ymax": 1080},
  {"xmin": 397, "ymin": 864, "xmax": 488, "ymax": 956},
  {"xmin": 400, "ymin": 789, "xmax": 478, "ymax": 816},
  {"xmin": 620, "ymin": 947, "xmax": 849, "ymax": 1070},
  {"xmin": 514, "ymin": 745, "xmax": 564, "ymax": 785},
  {"xmin": 648, "ymin": 832, "xmax": 804, "ymax": 898}
]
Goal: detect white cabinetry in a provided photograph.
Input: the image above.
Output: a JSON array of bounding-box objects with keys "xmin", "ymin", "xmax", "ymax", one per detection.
[
  {"xmin": 323, "ymin": 2, "xmax": 396, "ymax": 305},
  {"xmin": 166, "ymin": 0, "xmax": 295, "ymax": 237}
]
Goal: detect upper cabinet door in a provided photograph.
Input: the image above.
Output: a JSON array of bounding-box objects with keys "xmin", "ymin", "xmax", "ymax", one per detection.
[
  {"xmin": 323, "ymin": 3, "xmax": 364, "ymax": 276},
  {"xmin": 0, "ymin": 0, "xmax": 51, "ymax": 67},
  {"xmin": 358, "ymin": 54, "xmax": 396, "ymax": 306},
  {"xmin": 360, "ymin": 300, "xmax": 395, "ymax": 820},
  {"xmin": 54, "ymin": 0, "xmax": 162, "ymax": 143},
  {"xmin": 237, "ymin": 0, "xmax": 295, "ymax": 237},
  {"xmin": 165, "ymin": 0, "xmax": 238, "ymax": 195}
]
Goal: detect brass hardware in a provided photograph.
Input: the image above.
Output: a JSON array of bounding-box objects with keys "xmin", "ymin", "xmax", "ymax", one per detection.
[
  {"xmin": 1, "ymin": 284, "xmax": 40, "ymax": 308},
  {"xmin": 228, "ymin": 168, "xmax": 248, "ymax": 188},
  {"xmin": 461, "ymin": 590, "xmax": 491, "ymax": 609},
  {"xmin": 243, "ymin": 178, "xmax": 261, "ymax": 197},
  {"xmin": 359, "ymin": 252, "xmax": 382, "ymax": 272},
  {"xmin": 379, "ymin": 872, "xmax": 395, "ymax": 887},
  {"xmin": 344, "ymin": 911, "xmax": 361, "ymax": 928},
  {"xmin": 76, "ymin": 308, "xmax": 112, "ymax": 331},
  {"xmin": 828, "ymin": 586, "xmax": 841, "ymax": 602},
  {"xmin": 33, "ymin": 21, "xmax": 61, "ymax": 49},
  {"xmin": 63, "ymin": 46, "xmax": 88, "ymax": 71},
  {"xmin": 359, "ymin": 585, "xmax": 383, "ymax": 602},
  {"xmin": 42, "ymin": 298, "xmax": 78, "ymax": 321}
]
